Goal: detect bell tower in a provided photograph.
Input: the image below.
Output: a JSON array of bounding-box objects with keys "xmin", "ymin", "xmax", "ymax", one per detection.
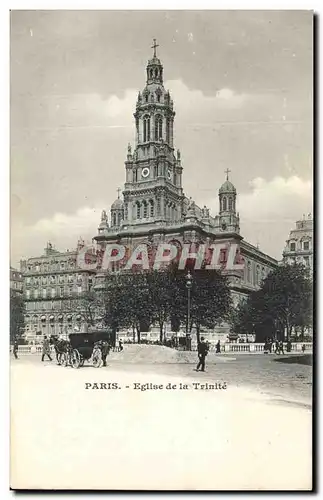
[
  {"xmin": 214, "ymin": 170, "xmax": 240, "ymax": 234},
  {"xmin": 122, "ymin": 40, "xmax": 184, "ymax": 226}
]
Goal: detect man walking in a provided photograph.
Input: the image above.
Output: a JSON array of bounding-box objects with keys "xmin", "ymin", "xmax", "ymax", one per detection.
[
  {"xmin": 101, "ymin": 341, "xmax": 111, "ymax": 367},
  {"xmin": 13, "ymin": 337, "xmax": 19, "ymax": 359},
  {"xmin": 41, "ymin": 336, "xmax": 53, "ymax": 362},
  {"xmin": 119, "ymin": 339, "xmax": 123, "ymax": 352},
  {"xmin": 196, "ymin": 336, "xmax": 209, "ymax": 372}
]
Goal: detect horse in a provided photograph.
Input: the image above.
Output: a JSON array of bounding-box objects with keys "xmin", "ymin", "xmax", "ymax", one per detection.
[{"xmin": 49, "ymin": 335, "xmax": 71, "ymax": 365}]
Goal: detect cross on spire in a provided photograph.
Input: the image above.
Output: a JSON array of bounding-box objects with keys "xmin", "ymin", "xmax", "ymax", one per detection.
[
  {"xmin": 151, "ymin": 38, "xmax": 159, "ymax": 57},
  {"xmin": 225, "ymin": 168, "xmax": 231, "ymax": 181},
  {"xmin": 117, "ymin": 187, "xmax": 121, "ymax": 199}
]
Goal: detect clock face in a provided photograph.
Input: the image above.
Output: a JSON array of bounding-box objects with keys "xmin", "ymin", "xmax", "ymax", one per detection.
[
  {"xmin": 141, "ymin": 167, "xmax": 150, "ymax": 178},
  {"xmin": 167, "ymin": 169, "xmax": 172, "ymax": 180}
]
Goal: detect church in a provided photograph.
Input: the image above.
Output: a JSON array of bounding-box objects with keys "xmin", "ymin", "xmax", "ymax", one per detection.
[{"xmin": 93, "ymin": 41, "xmax": 278, "ymax": 332}]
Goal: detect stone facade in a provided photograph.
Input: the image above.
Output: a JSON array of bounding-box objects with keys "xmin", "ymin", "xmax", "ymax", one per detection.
[
  {"xmin": 93, "ymin": 44, "xmax": 278, "ymax": 325},
  {"xmin": 20, "ymin": 240, "xmax": 96, "ymax": 341},
  {"xmin": 10, "ymin": 266, "xmax": 23, "ymax": 294},
  {"xmin": 282, "ymin": 215, "xmax": 313, "ymax": 272}
]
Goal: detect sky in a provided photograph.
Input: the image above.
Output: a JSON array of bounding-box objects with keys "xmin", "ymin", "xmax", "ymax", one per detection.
[{"xmin": 10, "ymin": 10, "xmax": 313, "ymax": 267}]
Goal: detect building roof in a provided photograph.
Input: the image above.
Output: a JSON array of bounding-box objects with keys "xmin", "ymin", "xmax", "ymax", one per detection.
[
  {"xmin": 111, "ymin": 198, "xmax": 124, "ymax": 210},
  {"xmin": 219, "ymin": 180, "xmax": 236, "ymax": 194}
]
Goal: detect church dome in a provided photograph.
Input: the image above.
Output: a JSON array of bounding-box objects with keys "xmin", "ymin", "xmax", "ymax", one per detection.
[
  {"xmin": 98, "ymin": 220, "xmax": 109, "ymax": 230},
  {"xmin": 219, "ymin": 180, "xmax": 236, "ymax": 194},
  {"xmin": 147, "ymin": 56, "xmax": 162, "ymax": 66},
  {"xmin": 111, "ymin": 198, "xmax": 123, "ymax": 210}
]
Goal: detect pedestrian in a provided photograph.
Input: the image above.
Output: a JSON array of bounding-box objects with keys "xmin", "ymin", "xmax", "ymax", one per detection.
[
  {"xmin": 101, "ymin": 341, "xmax": 111, "ymax": 367},
  {"xmin": 275, "ymin": 339, "xmax": 280, "ymax": 354},
  {"xmin": 269, "ymin": 338, "xmax": 273, "ymax": 354},
  {"xmin": 264, "ymin": 339, "xmax": 268, "ymax": 354},
  {"xmin": 196, "ymin": 336, "xmax": 209, "ymax": 372},
  {"xmin": 279, "ymin": 340, "xmax": 285, "ymax": 355},
  {"xmin": 216, "ymin": 340, "xmax": 221, "ymax": 354},
  {"xmin": 13, "ymin": 337, "xmax": 19, "ymax": 359},
  {"xmin": 119, "ymin": 339, "xmax": 123, "ymax": 352},
  {"xmin": 302, "ymin": 344, "xmax": 306, "ymax": 353},
  {"xmin": 41, "ymin": 336, "xmax": 53, "ymax": 362}
]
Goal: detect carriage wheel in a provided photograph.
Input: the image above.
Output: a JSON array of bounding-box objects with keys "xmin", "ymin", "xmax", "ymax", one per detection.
[
  {"xmin": 71, "ymin": 349, "xmax": 81, "ymax": 368},
  {"xmin": 92, "ymin": 349, "xmax": 102, "ymax": 368}
]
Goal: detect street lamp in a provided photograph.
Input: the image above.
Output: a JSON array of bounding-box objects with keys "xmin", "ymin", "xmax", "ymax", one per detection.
[{"xmin": 186, "ymin": 271, "xmax": 193, "ymax": 351}]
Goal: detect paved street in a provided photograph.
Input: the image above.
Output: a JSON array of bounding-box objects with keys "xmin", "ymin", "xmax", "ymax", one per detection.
[{"xmin": 12, "ymin": 349, "xmax": 312, "ymax": 407}]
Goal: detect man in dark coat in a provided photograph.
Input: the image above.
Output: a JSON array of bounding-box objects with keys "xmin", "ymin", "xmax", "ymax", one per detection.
[
  {"xmin": 100, "ymin": 341, "xmax": 111, "ymax": 367},
  {"xmin": 13, "ymin": 338, "xmax": 19, "ymax": 359},
  {"xmin": 196, "ymin": 337, "xmax": 209, "ymax": 372},
  {"xmin": 41, "ymin": 336, "xmax": 53, "ymax": 362}
]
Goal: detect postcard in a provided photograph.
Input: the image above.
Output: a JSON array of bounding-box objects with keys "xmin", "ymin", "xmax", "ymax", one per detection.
[{"xmin": 10, "ymin": 10, "xmax": 313, "ymax": 491}]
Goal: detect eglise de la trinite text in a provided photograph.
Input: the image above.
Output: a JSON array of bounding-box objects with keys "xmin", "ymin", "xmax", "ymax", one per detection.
[{"xmin": 84, "ymin": 382, "xmax": 228, "ymax": 391}]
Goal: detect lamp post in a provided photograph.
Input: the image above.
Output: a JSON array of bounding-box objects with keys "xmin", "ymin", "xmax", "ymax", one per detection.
[{"xmin": 185, "ymin": 271, "xmax": 193, "ymax": 351}]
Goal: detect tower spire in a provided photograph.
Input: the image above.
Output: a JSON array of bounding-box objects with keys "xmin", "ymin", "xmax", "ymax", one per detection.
[{"xmin": 151, "ymin": 38, "xmax": 159, "ymax": 58}]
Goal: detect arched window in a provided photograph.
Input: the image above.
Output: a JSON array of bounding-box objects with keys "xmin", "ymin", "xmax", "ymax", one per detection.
[
  {"xmin": 136, "ymin": 202, "xmax": 141, "ymax": 219},
  {"xmin": 143, "ymin": 201, "xmax": 148, "ymax": 218},
  {"xmin": 150, "ymin": 69, "xmax": 153, "ymax": 79},
  {"xmin": 247, "ymin": 262, "xmax": 251, "ymax": 282},
  {"xmin": 143, "ymin": 116, "xmax": 150, "ymax": 142},
  {"xmin": 149, "ymin": 200, "xmax": 154, "ymax": 217},
  {"xmin": 157, "ymin": 94, "xmax": 161, "ymax": 103},
  {"xmin": 256, "ymin": 265, "xmax": 260, "ymax": 285},
  {"xmin": 228, "ymin": 197, "xmax": 233, "ymax": 210},
  {"xmin": 155, "ymin": 116, "xmax": 163, "ymax": 140},
  {"xmin": 166, "ymin": 119, "xmax": 170, "ymax": 143},
  {"xmin": 222, "ymin": 197, "xmax": 227, "ymax": 211},
  {"xmin": 155, "ymin": 68, "xmax": 158, "ymax": 78},
  {"xmin": 158, "ymin": 118, "xmax": 162, "ymax": 139},
  {"xmin": 133, "ymin": 169, "xmax": 137, "ymax": 182},
  {"xmin": 154, "ymin": 165, "xmax": 158, "ymax": 178},
  {"xmin": 113, "ymin": 213, "xmax": 116, "ymax": 226}
]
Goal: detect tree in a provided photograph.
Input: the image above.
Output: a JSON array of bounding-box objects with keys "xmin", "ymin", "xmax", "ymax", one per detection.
[
  {"xmin": 262, "ymin": 263, "xmax": 312, "ymax": 340},
  {"xmin": 146, "ymin": 268, "xmax": 184, "ymax": 343},
  {"xmin": 231, "ymin": 263, "xmax": 313, "ymax": 342},
  {"xmin": 99, "ymin": 272, "xmax": 155, "ymax": 344},
  {"xmin": 164, "ymin": 266, "xmax": 232, "ymax": 344},
  {"xmin": 76, "ymin": 290, "xmax": 100, "ymax": 330},
  {"xmin": 10, "ymin": 291, "xmax": 25, "ymax": 343},
  {"xmin": 188, "ymin": 269, "xmax": 232, "ymax": 343},
  {"xmin": 120, "ymin": 272, "xmax": 155, "ymax": 343}
]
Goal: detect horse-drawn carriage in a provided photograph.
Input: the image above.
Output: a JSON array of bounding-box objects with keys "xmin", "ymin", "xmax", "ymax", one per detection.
[{"xmin": 51, "ymin": 331, "xmax": 113, "ymax": 369}]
